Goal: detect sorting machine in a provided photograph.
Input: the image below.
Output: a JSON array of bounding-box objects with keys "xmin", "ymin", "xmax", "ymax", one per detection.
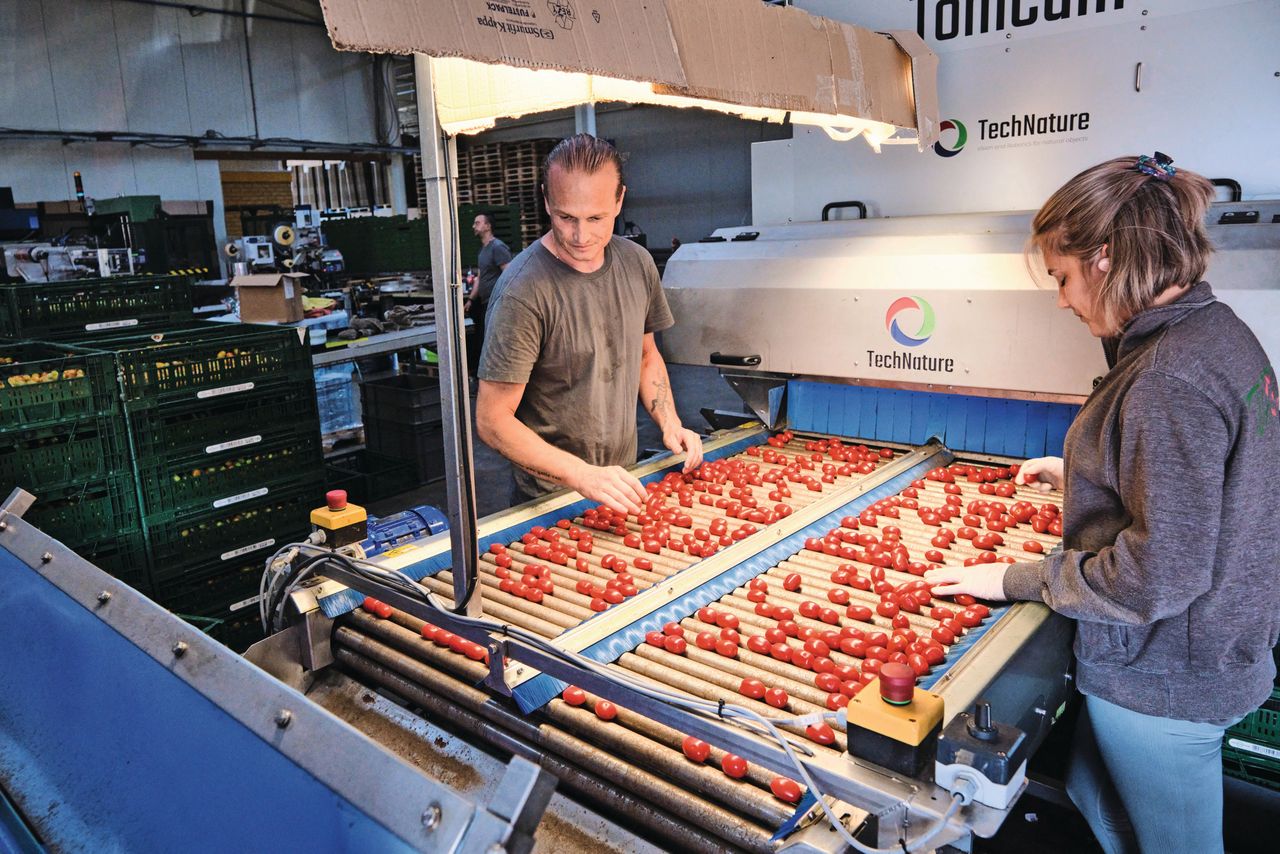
[{"xmin": 2, "ymin": 201, "xmax": 1275, "ymax": 852}]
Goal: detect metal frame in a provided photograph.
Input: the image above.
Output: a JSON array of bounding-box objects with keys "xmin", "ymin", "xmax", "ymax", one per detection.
[{"xmin": 0, "ymin": 490, "xmax": 552, "ymax": 852}]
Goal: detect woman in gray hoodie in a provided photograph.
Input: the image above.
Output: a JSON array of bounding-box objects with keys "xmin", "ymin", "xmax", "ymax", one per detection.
[{"xmin": 927, "ymin": 154, "xmax": 1279, "ymax": 854}]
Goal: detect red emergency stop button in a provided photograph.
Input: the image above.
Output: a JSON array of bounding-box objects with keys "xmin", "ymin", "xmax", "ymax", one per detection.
[
  {"xmin": 326, "ymin": 489, "xmax": 348, "ymax": 511},
  {"xmin": 879, "ymin": 662, "xmax": 916, "ymax": 705}
]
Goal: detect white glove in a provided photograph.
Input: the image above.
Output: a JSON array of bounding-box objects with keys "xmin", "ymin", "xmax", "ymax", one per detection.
[
  {"xmin": 925, "ymin": 565, "xmax": 1009, "ymax": 602},
  {"xmin": 1016, "ymin": 456, "xmax": 1064, "ymax": 493}
]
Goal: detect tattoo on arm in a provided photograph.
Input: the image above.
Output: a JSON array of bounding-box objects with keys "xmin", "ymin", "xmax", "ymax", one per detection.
[
  {"xmin": 515, "ymin": 462, "xmax": 563, "ymax": 485},
  {"xmin": 649, "ymin": 378, "xmax": 671, "ymax": 420}
]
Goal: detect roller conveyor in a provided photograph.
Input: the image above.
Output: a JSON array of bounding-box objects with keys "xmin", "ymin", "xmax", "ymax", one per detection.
[{"xmin": 278, "ymin": 427, "xmax": 1073, "ymax": 852}]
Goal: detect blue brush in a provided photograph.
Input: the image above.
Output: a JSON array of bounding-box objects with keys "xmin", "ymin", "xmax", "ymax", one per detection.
[
  {"xmin": 512, "ymin": 453, "xmax": 947, "ymax": 714},
  {"xmin": 318, "ymin": 586, "xmax": 365, "ymax": 619}
]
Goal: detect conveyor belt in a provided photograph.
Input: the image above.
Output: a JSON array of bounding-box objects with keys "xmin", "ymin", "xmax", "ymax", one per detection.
[{"xmin": 326, "ymin": 433, "xmax": 1064, "ymax": 851}]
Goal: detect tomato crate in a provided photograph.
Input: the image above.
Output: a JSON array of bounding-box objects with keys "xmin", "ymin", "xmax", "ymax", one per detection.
[
  {"xmin": 1223, "ymin": 744, "xmax": 1280, "ymax": 792},
  {"xmin": 364, "ymin": 416, "xmax": 445, "ymax": 484},
  {"xmin": 78, "ymin": 531, "xmax": 151, "ymax": 594},
  {"xmin": 323, "ymin": 448, "xmax": 418, "ymax": 504},
  {"xmin": 124, "ymin": 379, "xmax": 320, "ymax": 465},
  {"xmin": 0, "ymin": 413, "xmax": 130, "ymax": 493},
  {"xmin": 151, "ymin": 556, "xmax": 271, "ymax": 652},
  {"xmin": 360, "ymin": 373, "xmax": 442, "ymax": 427},
  {"xmin": 0, "ymin": 275, "xmax": 192, "ymax": 340},
  {"xmin": 135, "ymin": 432, "xmax": 323, "ymax": 519},
  {"xmin": 144, "ymin": 485, "xmax": 320, "ymax": 579},
  {"xmin": 26, "ymin": 476, "xmax": 140, "ymax": 553},
  {"xmin": 0, "ymin": 341, "xmax": 120, "ymax": 430},
  {"xmin": 86, "ymin": 321, "xmax": 313, "ymax": 408}
]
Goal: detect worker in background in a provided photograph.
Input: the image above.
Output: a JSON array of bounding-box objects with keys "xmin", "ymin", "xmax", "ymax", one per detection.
[
  {"xmin": 464, "ymin": 211, "xmax": 511, "ymax": 375},
  {"xmin": 475, "ymin": 134, "xmax": 704, "ymax": 513},
  {"xmin": 926, "ymin": 153, "xmax": 1279, "ymax": 854}
]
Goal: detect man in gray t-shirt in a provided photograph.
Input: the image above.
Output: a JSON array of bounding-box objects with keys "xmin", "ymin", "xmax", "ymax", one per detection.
[
  {"xmin": 476, "ymin": 134, "xmax": 703, "ymax": 513},
  {"xmin": 466, "ymin": 213, "xmax": 511, "ymax": 373}
]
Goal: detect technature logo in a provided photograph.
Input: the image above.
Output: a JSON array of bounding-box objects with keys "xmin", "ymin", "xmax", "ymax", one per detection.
[
  {"xmin": 886, "ymin": 296, "xmax": 935, "ymax": 347},
  {"xmin": 868, "ymin": 296, "xmax": 955, "ymax": 374},
  {"xmin": 933, "ymin": 119, "xmax": 966, "ymax": 157}
]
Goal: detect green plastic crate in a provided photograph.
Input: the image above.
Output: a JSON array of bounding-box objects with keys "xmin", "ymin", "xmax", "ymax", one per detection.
[
  {"xmin": 135, "ymin": 432, "xmax": 322, "ymax": 520},
  {"xmin": 0, "ymin": 341, "xmax": 119, "ymax": 430},
  {"xmin": 0, "ymin": 414, "xmax": 128, "ymax": 493},
  {"xmin": 125, "ymin": 380, "xmax": 320, "ymax": 472},
  {"xmin": 1222, "ymin": 688, "xmax": 1280, "ymax": 791},
  {"xmin": 0, "ymin": 275, "xmax": 192, "ymax": 340},
  {"xmin": 144, "ymin": 484, "xmax": 321, "ymax": 579},
  {"xmin": 151, "ymin": 555, "xmax": 272, "ymax": 653},
  {"xmin": 79, "ymin": 531, "xmax": 151, "ymax": 594},
  {"xmin": 27, "ymin": 476, "xmax": 140, "ymax": 553},
  {"xmin": 87, "ymin": 321, "xmax": 314, "ymax": 408}
]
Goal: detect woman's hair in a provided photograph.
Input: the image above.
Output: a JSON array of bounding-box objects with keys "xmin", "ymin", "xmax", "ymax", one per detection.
[
  {"xmin": 1032, "ymin": 155, "xmax": 1215, "ymax": 332},
  {"xmin": 542, "ymin": 133, "xmax": 625, "ymax": 200}
]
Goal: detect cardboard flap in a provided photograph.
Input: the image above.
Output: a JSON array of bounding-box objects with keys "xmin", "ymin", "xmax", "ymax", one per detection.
[
  {"xmin": 318, "ymin": 0, "xmax": 934, "ymax": 132},
  {"xmin": 230, "ymin": 274, "xmax": 287, "ymax": 288}
]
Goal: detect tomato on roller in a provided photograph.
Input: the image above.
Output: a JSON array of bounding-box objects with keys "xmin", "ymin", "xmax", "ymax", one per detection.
[
  {"xmin": 765, "ymin": 687, "xmax": 789, "ymax": 709},
  {"xmin": 721, "ymin": 754, "xmax": 749, "ymax": 778},
  {"xmin": 561, "ymin": 686, "xmax": 586, "ymax": 706},
  {"xmin": 739, "ymin": 678, "xmax": 766, "ymax": 699},
  {"xmin": 595, "ymin": 701, "xmax": 618, "ymax": 721},
  {"xmin": 682, "ymin": 736, "xmax": 710, "ymax": 762}
]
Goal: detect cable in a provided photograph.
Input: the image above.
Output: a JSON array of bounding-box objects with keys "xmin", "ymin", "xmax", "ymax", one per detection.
[{"xmin": 264, "ymin": 543, "xmax": 968, "ymax": 851}]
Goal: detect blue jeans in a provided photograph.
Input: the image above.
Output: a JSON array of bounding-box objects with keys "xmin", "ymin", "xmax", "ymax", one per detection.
[{"xmin": 1066, "ymin": 693, "xmax": 1236, "ymax": 854}]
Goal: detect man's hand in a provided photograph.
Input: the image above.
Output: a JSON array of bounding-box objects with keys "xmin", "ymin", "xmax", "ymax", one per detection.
[
  {"xmin": 568, "ymin": 462, "xmax": 646, "ymax": 516},
  {"xmin": 924, "ymin": 565, "xmax": 1010, "ymax": 602},
  {"xmin": 663, "ymin": 427, "xmax": 704, "ymax": 473},
  {"xmin": 1016, "ymin": 456, "xmax": 1064, "ymax": 492}
]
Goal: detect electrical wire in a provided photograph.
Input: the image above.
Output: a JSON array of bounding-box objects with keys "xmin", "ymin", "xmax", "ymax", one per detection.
[{"xmin": 263, "ymin": 543, "xmax": 969, "ymax": 852}]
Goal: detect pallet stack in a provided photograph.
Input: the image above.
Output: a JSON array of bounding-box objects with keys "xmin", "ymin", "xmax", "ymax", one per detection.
[{"xmin": 453, "ymin": 138, "xmax": 557, "ymax": 248}]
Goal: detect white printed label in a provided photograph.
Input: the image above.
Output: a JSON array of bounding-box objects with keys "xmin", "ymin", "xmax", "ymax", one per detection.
[
  {"xmin": 205, "ymin": 434, "xmax": 262, "ymax": 455},
  {"xmin": 196, "ymin": 381, "xmax": 255, "ymax": 400},
  {"xmin": 220, "ymin": 538, "xmax": 275, "ymax": 561},
  {"xmin": 1229, "ymin": 737, "xmax": 1280, "ymax": 761},
  {"xmin": 85, "ymin": 318, "xmax": 140, "ymax": 331},
  {"xmin": 229, "ymin": 593, "xmax": 263, "ymax": 612},
  {"xmin": 213, "ymin": 487, "xmax": 268, "ymax": 509}
]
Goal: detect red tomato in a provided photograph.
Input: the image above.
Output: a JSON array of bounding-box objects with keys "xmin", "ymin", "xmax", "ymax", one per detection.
[
  {"xmin": 783, "ymin": 572, "xmax": 803, "ymax": 592},
  {"xmin": 715, "ymin": 638, "xmax": 739, "ymax": 658},
  {"xmin": 806, "ymin": 722, "xmax": 837, "ymax": 745},
  {"xmin": 815, "ymin": 672, "xmax": 841, "ymax": 693},
  {"xmin": 721, "ymin": 754, "xmax": 749, "ymax": 778},
  {"xmin": 739, "ymin": 678, "xmax": 766, "ymax": 699},
  {"xmin": 770, "ymin": 643, "xmax": 792, "ymax": 662},
  {"xmin": 663, "ymin": 621, "xmax": 684, "ymax": 637},
  {"xmin": 765, "ymin": 687, "xmax": 789, "ymax": 708},
  {"xmin": 1023, "ymin": 540, "xmax": 1044, "ymax": 554},
  {"xmin": 695, "ymin": 631, "xmax": 717, "ymax": 651},
  {"xmin": 746, "ymin": 635, "xmax": 771, "ymax": 655},
  {"xmin": 663, "ymin": 635, "xmax": 687, "ymax": 655},
  {"xmin": 682, "ymin": 736, "xmax": 710, "ymax": 762},
  {"xmin": 696, "ymin": 607, "xmax": 718, "ymax": 624},
  {"xmin": 645, "ymin": 631, "xmax": 665, "ymax": 647},
  {"xmin": 595, "ymin": 700, "xmax": 618, "ymax": 721},
  {"xmin": 562, "ymin": 686, "xmax": 586, "ymax": 706}
]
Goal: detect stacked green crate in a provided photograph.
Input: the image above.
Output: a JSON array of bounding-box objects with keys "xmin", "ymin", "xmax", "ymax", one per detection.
[
  {"xmin": 86, "ymin": 321, "xmax": 326, "ymax": 647},
  {"xmin": 0, "ymin": 274, "xmax": 193, "ymax": 340},
  {"xmin": 1223, "ymin": 688, "xmax": 1280, "ymax": 791},
  {"xmin": 0, "ymin": 341, "xmax": 148, "ymax": 590}
]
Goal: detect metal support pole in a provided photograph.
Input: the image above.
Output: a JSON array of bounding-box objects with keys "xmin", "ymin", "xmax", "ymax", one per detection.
[
  {"xmin": 413, "ymin": 54, "xmax": 482, "ymax": 618},
  {"xmin": 574, "ymin": 103, "xmax": 597, "ymax": 136}
]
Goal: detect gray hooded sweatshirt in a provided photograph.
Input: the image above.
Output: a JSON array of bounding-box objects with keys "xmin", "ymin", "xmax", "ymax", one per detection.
[{"xmin": 1004, "ymin": 282, "xmax": 1279, "ymax": 722}]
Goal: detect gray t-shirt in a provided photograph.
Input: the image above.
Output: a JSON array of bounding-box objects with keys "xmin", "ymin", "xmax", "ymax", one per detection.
[
  {"xmin": 476, "ymin": 237, "xmax": 512, "ymax": 303},
  {"xmin": 479, "ymin": 236, "xmax": 674, "ymax": 496}
]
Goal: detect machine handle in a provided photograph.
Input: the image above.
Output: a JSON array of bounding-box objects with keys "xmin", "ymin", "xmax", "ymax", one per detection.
[
  {"xmin": 710, "ymin": 352, "xmax": 761, "ymax": 367},
  {"xmin": 1210, "ymin": 178, "xmax": 1242, "ymax": 202},
  {"xmin": 821, "ymin": 200, "xmax": 867, "ymax": 221}
]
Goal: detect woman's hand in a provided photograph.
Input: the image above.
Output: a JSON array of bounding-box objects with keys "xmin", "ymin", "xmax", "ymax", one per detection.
[
  {"xmin": 1016, "ymin": 456, "xmax": 1064, "ymax": 492},
  {"xmin": 924, "ymin": 565, "xmax": 1010, "ymax": 602}
]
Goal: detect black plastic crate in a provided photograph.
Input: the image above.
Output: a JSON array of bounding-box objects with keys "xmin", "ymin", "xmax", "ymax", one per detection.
[
  {"xmin": 361, "ymin": 373, "xmax": 442, "ymax": 427},
  {"xmin": 27, "ymin": 476, "xmax": 140, "ymax": 553},
  {"xmin": 324, "ymin": 448, "xmax": 419, "ymax": 504},
  {"xmin": 151, "ymin": 556, "xmax": 269, "ymax": 652},
  {"xmin": 124, "ymin": 380, "xmax": 320, "ymax": 466},
  {"xmin": 364, "ymin": 416, "xmax": 445, "ymax": 483},
  {"xmin": 144, "ymin": 486, "xmax": 320, "ymax": 581},
  {"xmin": 0, "ymin": 413, "xmax": 129, "ymax": 493},
  {"xmin": 86, "ymin": 321, "xmax": 314, "ymax": 408},
  {"xmin": 136, "ymin": 434, "xmax": 323, "ymax": 521},
  {"xmin": 0, "ymin": 275, "xmax": 192, "ymax": 340},
  {"xmin": 0, "ymin": 341, "xmax": 119, "ymax": 430}
]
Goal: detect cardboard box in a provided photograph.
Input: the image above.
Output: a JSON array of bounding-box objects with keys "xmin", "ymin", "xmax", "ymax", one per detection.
[
  {"xmin": 233, "ymin": 272, "xmax": 307, "ymax": 323},
  {"xmin": 318, "ymin": 0, "xmax": 937, "ymax": 142}
]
